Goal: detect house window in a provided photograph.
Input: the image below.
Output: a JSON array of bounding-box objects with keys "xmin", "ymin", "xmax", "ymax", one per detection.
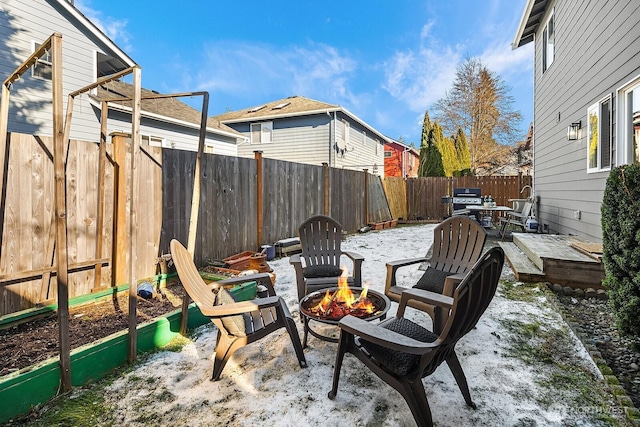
[
  {"xmin": 542, "ymin": 9, "xmax": 555, "ymax": 73},
  {"xmin": 250, "ymin": 121, "xmax": 273, "ymax": 144},
  {"xmin": 384, "ymin": 150, "xmax": 392, "ymax": 158},
  {"xmin": 618, "ymin": 77, "xmax": 640, "ymax": 164},
  {"xmin": 587, "ymin": 96, "xmax": 612, "ymax": 172},
  {"xmin": 32, "ymin": 42, "xmax": 52, "ymax": 80},
  {"xmin": 141, "ymin": 134, "xmax": 164, "ymax": 147}
]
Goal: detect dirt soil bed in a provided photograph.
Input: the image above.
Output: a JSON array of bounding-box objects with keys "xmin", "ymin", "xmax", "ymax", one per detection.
[{"xmin": 0, "ymin": 280, "xmax": 186, "ymax": 377}]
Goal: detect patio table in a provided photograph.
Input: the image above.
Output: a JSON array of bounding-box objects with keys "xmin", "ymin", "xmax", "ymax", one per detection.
[{"xmin": 466, "ymin": 205, "xmax": 513, "ymax": 228}]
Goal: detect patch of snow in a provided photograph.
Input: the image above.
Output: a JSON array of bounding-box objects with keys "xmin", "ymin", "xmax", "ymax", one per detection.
[{"xmin": 102, "ymin": 224, "xmax": 618, "ymax": 426}]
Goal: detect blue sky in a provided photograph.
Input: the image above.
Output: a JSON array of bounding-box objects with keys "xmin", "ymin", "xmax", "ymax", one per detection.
[{"xmin": 77, "ymin": 0, "xmax": 533, "ymax": 146}]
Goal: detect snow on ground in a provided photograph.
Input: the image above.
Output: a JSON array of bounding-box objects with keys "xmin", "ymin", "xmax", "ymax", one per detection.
[{"xmin": 103, "ymin": 224, "xmax": 621, "ymax": 426}]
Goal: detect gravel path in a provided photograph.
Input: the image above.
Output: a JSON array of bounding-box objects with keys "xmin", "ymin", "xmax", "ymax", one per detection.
[{"xmin": 554, "ymin": 292, "xmax": 640, "ymax": 409}]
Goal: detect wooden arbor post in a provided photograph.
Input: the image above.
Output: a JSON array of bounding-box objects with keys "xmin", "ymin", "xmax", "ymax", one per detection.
[
  {"xmin": 50, "ymin": 34, "xmax": 72, "ymax": 392},
  {"xmin": 255, "ymin": 151, "xmax": 263, "ymax": 246}
]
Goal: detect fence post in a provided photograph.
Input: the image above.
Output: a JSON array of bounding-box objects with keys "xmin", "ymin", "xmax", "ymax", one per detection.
[
  {"xmin": 323, "ymin": 162, "xmax": 329, "ymax": 216},
  {"xmin": 255, "ymin": 151, "xmax": 264, "ymax": 245},
  {"xmin": 111, "ymin": 132, "xmax": 129, "ymax": 287},
  {"xmin": 364, "ymin": 169, "xmax": 369, "ymax": 225}
]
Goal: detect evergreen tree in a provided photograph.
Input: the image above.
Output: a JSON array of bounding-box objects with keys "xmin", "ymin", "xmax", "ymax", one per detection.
[
  {"xmin": 418, "ymin": 111, "xmax": 433, "ymax": 176},
  {"xmin": 433, "ymin": 124, "xmax": 458, "ymax": 177},
  {"xmin": 454, "ymin": 128, "xmax": 472, "ymax": 175},
  {"xmin": 423, "ymin": 141, "xmax": 445, "ymax": 176}
]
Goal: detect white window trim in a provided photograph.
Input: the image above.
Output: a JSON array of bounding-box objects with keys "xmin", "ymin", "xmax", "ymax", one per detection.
[
  {"xmin": 31, "ymin": 41, "xmax": 52, "ymax": 80},
  {"xmin": 616, "ymin": 74, "xmax": 640, "ymax": 165},
  {"xmin": 140, "ymin": 134, "xmax": 164, "ymax": 147},
  {"xmin": 542, "ymin": 8, "xmax": 555, "ymax": 73},
  {"xmin": 250, "ymin": 121, "xmax": 273, "ymax": 144},
  {"xmin": 587, "ymin": 95, "xmax": 612, "ymax": 173}
]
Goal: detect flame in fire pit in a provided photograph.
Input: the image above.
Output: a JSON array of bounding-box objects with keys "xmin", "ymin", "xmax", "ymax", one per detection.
[{"xmin": 309, "ymin": 266, "xmax": 376, "ymax": 319}]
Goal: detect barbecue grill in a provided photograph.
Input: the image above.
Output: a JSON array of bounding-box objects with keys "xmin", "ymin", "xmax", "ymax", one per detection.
[{"xmin": 452, "ymin": 187, "xmax": 482, "ymax": 217}]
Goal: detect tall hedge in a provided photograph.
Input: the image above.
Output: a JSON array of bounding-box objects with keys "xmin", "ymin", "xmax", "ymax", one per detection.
[{"xmin": 602, "ymin": 164, "xmax": 640, "ymax": 340}]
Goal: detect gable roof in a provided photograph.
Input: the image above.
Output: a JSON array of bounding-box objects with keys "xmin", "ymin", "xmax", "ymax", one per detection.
[
  {"xmin": 512, "ymin": 0, "xmax": 550, "ymax": 49},
  {"xmin": 90, "ymin": 80, "xmax": 243, "ymax": 138},
  {"xmin": 50, "ymin": 0, "xmax": 136, "ymax": 67},
  {"xmin": 213, "ymin": 95, "xmax": 338, "ymax": 122},
  {"xmin": 213, "ymin": 95, "xmax": 390, "ymax": 143}
]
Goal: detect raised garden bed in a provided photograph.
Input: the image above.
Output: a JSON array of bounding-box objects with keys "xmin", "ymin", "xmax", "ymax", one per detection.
[{"xmin": 0, "ymin": 283, "xmax": 209, "ymax": 423}]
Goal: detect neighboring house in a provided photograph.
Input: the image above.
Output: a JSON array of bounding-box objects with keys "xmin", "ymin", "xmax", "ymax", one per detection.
[
  {"xmin": 516, "ymin": 123, "xmax": 533, "ymax": 177},
  {"xmin": 513, "ymin": 0, "xmax": 640, "ymax": 242},
  {"xmin": 1, "ymin": 0, "xmax": 133, "ymax": 141},
  {"xmin": 384, "ymin": 139, "xmax": 419, "ymax": 177},
  {"xmin": 91, "ymin": 81, "xmax": 244, "ymax": 156},
  {"xmin": 213, "ymin": 96, "xmax": 389, "ymax": 176},
  {"xmin": 0, "ymin": 0, "xmax": 243, "ymax": 152}
]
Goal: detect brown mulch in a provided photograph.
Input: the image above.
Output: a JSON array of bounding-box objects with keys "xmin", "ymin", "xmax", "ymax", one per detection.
[{"xmin": 0, "ymin": 280, "xmax": 187, "ymax": 377}]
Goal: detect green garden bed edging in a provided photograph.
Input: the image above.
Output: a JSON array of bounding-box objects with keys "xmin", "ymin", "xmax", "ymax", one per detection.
[{"xmin": 0, "ymin": 303, "xmax": 209, "ymax": 423}]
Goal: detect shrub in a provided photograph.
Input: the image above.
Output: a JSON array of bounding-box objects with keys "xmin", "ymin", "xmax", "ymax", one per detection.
[{"xmin": 601, "ymin": 164, "xmax": 640, "ymax": 341}]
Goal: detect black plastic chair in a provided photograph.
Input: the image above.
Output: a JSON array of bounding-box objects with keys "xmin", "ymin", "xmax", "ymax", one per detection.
[{"xmin": 328, "ymin": 246, "xmax": 504, "ymax": 427}]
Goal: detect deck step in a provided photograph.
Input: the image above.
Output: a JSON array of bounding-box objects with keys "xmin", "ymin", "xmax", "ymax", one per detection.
[{"xmin": 498, "ymin": 241, "xmax": 545, "ymax": 282}]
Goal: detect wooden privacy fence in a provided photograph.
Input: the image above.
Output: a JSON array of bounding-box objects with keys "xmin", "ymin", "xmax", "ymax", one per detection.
[
  {"xmin": 397, "ymin": 175, "xmax": 532, "ymax": 221},
  {"xmin": 0, "ymin": 133, "xmax": 392, "ymax": 316},
  {"xmin": 0, "ymin": 131, "xmax": 531, "ymax": 317}
]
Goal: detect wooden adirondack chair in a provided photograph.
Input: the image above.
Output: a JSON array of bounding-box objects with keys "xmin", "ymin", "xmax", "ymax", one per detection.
[
  {"xmin": 384, "ymin": 216, "xmax": 487, "ymax": 332},
  {"xmin": 170, "ymin": 239, "xmax": 307, "ymax": 381},
  {"xmin": 290, "ymin": 215, "xmax": 364, "ymax": 302},
  {"xmin": 329, "ymin": 246, "xmax": 505, "ymax": 427}
]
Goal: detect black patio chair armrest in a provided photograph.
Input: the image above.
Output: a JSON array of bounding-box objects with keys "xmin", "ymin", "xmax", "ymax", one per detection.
[
  {"xmin": 441, "ymin": 272, "xmax": 466, "ymax": 296},
  {"xmin": 396, "ymin": 288, "xmax": 454, "ymax": 318},
  {"xmin": 339, "ymin": 315, "xmax": 436, "ymax": 354},
  {"xmin": 342, "ymin": 250, "xmax": 365, "ymax": 262},
  {"xmin": 342, "ymin": 251, "xmax": 364, "ymax": 287},
  {"xmin": 384, "ymin": 257, "xmax": 430, "ymax": 293}
]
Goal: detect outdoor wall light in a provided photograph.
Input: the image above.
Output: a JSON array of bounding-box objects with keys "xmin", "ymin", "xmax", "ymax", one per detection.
[{"xmin": 567, "ymin": 121, "xmax": 581, "ymax": 140}]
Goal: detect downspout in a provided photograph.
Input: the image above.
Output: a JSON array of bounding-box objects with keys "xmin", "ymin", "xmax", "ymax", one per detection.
[
  {"xmin": 328, "ymin": 110, "xmax": 333, "ymax": 167},
  {"xmin": 402, "ymin": 147, "xmax": 409, "ymax": 177},
  {"xmin": 333, "ymin": 111, "xmax": 338, "ymax": 168},
  {"xmin": 531, "ymin": 33, "xmax": 537, "ymax": 218}
]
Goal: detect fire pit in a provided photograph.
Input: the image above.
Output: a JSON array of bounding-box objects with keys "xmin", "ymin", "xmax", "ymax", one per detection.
[{"xmin": 299, "ymin": 270, "xmax": 390, "ymax": 346}]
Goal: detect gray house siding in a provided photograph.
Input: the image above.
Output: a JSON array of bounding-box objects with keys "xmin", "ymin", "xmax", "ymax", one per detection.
[
  {"xmin": 230, "ymin": 112, "xmax": 385, "ymax": 176},
  {"xmin": 334, "ymin": 112, "xmax": 385, "ymax": 175},
  {"xmin": 1, "ymin": 0, "xmax": 132, "ymax": 141},
  {"xmin": 532, "ymin": 0, "xmax": 640, "ymax": 243},
  {"xmin": 103, "ymin": 109, "xmax": 239, "ymax": 156},
  {"xmin": 233, "ymin": 114, "xmax": 334, "ymax": 164}
]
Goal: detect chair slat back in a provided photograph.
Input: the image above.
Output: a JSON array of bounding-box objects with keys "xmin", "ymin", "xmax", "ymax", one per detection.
[
  {"xmin": 441, "ymin": 246, "xmax": 503, "ymax": 345},
  {"xmin": 430, "ymin": 216, "xmax": 487, "ymax": 274},
  {"xmin": 298, "ymin": 215, "xmax": 343, "ymax": 268},
  {"xmin": 170, "ymin": 239, "xmax": 215, "ymax": 309}
]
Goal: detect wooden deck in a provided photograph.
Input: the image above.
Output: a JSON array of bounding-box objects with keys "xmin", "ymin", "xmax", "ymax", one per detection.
[{"xmin": 498, "ymin": 233, "xmax": 605, "ymax": 289}]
